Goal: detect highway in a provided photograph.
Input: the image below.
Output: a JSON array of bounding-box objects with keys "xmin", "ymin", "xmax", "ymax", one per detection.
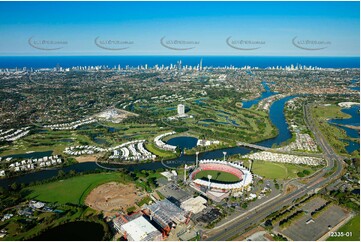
[{"xmin": 205, "ymin": 104, "xmax": 345, "ymax": 241}]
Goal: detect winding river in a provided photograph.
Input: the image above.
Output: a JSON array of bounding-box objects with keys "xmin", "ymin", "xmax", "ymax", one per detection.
[
  {"xmin": 242, "ymin": 82, "xmax": 277, "ymax": 108},
  {"xmin": 0, "ymin": 95, "xmax": 295, "ymax": 188}
]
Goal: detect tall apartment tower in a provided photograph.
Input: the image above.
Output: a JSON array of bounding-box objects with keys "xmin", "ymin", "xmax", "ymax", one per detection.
[{"xmin": 177, "ymin": 104, "xmax": 185, "ymax": 116}]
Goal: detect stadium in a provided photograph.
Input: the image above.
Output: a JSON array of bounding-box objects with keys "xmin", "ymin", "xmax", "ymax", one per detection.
[{"xmin": 189, "ymin": 159, "xmax": 253, "ymax": 202}]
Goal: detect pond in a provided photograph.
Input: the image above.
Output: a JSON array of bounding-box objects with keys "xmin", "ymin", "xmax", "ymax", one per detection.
[
  {"xmin": 59, "ymin": 139, "xmax": 74, "ymax": 143},
  {"xmin": 1, "ymin": 150, "xmax": 53, "ymax": 160},
  {"xmin": 90, "ymin": 133, "xmax": 109, "ymax": 145},
  {"xmin": 194, "ymin": 98, "xmax": 208, "ymax": 106},
  {"xmin": 166, "ymin": 136, "xmax": 198, "ymax": 150},
  {"xmin": 199, "ymin": 119, "xmax": 228, "ymax": 125},
  {"xmin": 93, "ymin": 137, "xmax": 108, "ymax": 145},
  {"xmin": 217, "ymin": 114, "xmax": 240, "ymax": 127},
  {"xmin": 351, "ymin": 189, "xmax": 360, "ymax": 195},
  {"xmin": 107, "ymin": 127, "xmax": 119, "ymax": 133},
  {"xmin": 31, "ymin": 221, "xmax": 105, "ymax": 241}
]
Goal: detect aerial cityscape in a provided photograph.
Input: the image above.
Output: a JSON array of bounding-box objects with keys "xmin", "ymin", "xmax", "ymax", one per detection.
[{"xmin": 0, "ymin": 1, "xmax": 360, "ymax": 242}]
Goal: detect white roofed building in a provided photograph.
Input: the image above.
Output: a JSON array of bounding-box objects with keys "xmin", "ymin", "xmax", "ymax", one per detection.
[
  {"xmin": 120, "ymin": 216, "xmax": 162, "ymax": 241},
  {"xmin": 180, "ymin": 196, "xmax": 207, "ymax": 214}
]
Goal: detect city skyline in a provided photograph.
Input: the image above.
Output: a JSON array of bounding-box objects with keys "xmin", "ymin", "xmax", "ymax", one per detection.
[{"xmin": 0, "ymin": 1, "xmax": 359, "ymax": 56}]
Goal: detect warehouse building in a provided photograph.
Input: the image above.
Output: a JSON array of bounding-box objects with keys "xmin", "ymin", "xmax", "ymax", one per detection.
[
  {"xmin": 120, "ymin": 216, "xmax": 162, "ymax": 241},
  {"xmin": 180, "ymin": 196, "xmax": 207, "ymax": 214}
]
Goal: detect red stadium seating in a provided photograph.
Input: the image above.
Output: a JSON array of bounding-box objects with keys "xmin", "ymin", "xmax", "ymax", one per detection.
[{"xmin": 191, "ymin": 163, "xmax": 243, "ymax": 180}]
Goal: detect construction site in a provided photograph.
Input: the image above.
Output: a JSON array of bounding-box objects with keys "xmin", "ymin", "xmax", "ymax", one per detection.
[{"xmin": 85, "ymin": 182, "xmax": 145, "ymax": 212}]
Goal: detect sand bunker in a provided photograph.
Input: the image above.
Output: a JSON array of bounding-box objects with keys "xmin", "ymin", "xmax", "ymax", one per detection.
[{"xmin": 85, "ymin": 182, "xmax": 142, "ymax": 212}]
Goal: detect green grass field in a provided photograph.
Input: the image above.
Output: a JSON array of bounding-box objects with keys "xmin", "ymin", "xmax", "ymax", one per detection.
[
  {"xmin": 23, "ymin": 172, "xmax": 130, "ymax": 205},
  {"xmin": 195, "ymin": 170, "xmax": 240, "ymax": 183},
  {"xmin": 144, "ymin": 142, "xmax": 177, "ymax": 159},
  {"xmin": 246, "ymin": 160, "xmax": 316, "ymax": 179},
  {"xmin": 311, "ymin": 104, "xmax": 355, "ymax": 156},
  {"xmin": 327, "ymin": 215, "xmax": 360, "ymax": 241}
]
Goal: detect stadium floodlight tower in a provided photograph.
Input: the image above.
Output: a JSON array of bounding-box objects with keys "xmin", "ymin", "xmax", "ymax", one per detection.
[
  {"xmin": 223, "ymin": 152, "xmax": 227, "ymax": 161},
  {"xmin": 183, "ymin": 164, "xmax": 188, "ymax": 184},
  {"xmin": 207, "ymin": 174, "xmax": 212, "ymax": 190},
  {"xmin": 195, "ymin": 152, "xmax": 200, "ymax": 167},
  {"xmin": 249, "ymin": 159, "xmax": 253, "ymax": 172}
]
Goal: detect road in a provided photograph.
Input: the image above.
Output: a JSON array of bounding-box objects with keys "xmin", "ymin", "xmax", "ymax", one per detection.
[{"xmin": 205, "ymin": 104, "xmax": 345, "ymax": 241}]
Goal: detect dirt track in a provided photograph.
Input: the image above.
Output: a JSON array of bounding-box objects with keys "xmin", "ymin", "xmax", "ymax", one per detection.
[{"xmin": 85, "ymin": 182, "xmax": 143, "ymax": 212}]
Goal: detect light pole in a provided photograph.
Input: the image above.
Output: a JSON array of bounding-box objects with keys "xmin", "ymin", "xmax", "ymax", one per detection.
[
  {"xmin": 207, "ymin": 174, "xmax": 212, "ymax": 190},
  {"xmin": 196, "ymin": 151, "xmax": 199, "ymax": 167},
  {"xmin": 223, "ymin": 152, "xmax": 227, "ymax": 161},
  {"xmin": 184, "ymin": 164, "xmax": 187, "ymax": 184},
  {"xmin": 249, "ymin": 159, "xmax": 253, "ymax": 172}
]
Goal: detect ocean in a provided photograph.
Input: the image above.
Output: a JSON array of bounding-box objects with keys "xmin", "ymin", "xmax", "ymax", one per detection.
[{"xmin": 0, "ymin": 56, "xmax": 359, "ymax": 69}]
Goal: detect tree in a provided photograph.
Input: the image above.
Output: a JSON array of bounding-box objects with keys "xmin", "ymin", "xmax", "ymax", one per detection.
[
  {"xmin": 297, "ymin": 172, "xmax": 305, "ymax": 177},
  {"xmin": 275, "ymin": 183, "xmax": 280, "ymax": 190},
  {"xmin": 264, "ymin": 219, "xmax": 273, "ymax": 229},
  {"xmin": 0, "ymin": 186, "xmax": 7, "ymax": 195},
  {"xmin": 303, "ymin": 170, "xmax": 310, "ymax": 175},
  {"xmin": 69, "ymin": 170, "xmax": 76, "ymax": 176},
  {"xmin": 10, "ymin": 182, "xmax": 18, "ymax": 191},
  {"xmin": 58, "ymin": 170, "xmax": 66, "ymax": 177}
]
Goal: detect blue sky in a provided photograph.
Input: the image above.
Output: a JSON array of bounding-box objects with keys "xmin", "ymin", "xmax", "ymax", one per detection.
[{"xmin": 0, "ymin": 1, "xmax": 359, "ymax": 56}]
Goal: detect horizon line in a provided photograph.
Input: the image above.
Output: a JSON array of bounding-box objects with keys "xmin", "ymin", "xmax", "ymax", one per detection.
[{"xmin": 0, "ymin": 55, "xmax": 360, "ymax": 58}]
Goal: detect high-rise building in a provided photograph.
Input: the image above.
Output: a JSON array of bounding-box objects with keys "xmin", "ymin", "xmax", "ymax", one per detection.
[
  {"xmin": 199, "ymin": 58, "xmax": 203, "ymax": 71},
  {"xmin": 177, "ymin": 104, "xmax": 185, "ymax": 116},
  {"xmin": 177, "ymin": 60, "xmax": 182, "ymax": 70}
]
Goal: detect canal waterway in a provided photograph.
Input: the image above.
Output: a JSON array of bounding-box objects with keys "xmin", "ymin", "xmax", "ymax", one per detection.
[
  {"xmin": 0, "ymin": 95, "xmax": 295, "ymax": 187},
  {"xmin": 328, "ymin": 104, "xmax": 360, "ymax": 154},
  {"xmin": 242, "ymin": 82, "xmax": 277, "ymax": 108}
]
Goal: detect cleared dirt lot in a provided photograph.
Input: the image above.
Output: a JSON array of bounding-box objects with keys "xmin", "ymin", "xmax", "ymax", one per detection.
[
  {"xmin": 75, "ymin": 155, "xmax": 98, "ymax": 162},
  {"xmin": 85, "ymin": 182, "xmax": 143, "ymax": 212}
]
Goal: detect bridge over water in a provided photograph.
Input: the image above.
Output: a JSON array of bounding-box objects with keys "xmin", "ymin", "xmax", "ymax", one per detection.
[{"xmin": 236, "ymin": 142, "xmax": 272, "ymax": 151}]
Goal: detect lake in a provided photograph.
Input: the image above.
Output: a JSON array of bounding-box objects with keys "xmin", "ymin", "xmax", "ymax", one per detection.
[
  {"xmin": 166, "ymin": 136, "xmax": 198, "ymax": 150},
  {"xmin": 328, "ymin": 105, "xmax": 360, "ymax": 153},
  {"xmin": 1, "ymin": 151, "xmax": 53, "ymax": 160},
  {"xmin": 31, "ymin": 221, "xmax": 105, "ymax": 241}
]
